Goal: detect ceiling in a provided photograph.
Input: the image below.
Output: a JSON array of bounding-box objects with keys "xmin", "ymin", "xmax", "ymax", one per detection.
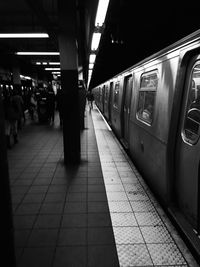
[
  {"xmin": 0, "ymin": 0, "xmax": 200, "ymax": 88},
  {"xmin": 0, "ymin": 0, "xmax": 98, "ymax": 83},
  {"xmin": 89, "ymin": 0, "xmax": 200, "ymax": 88}
]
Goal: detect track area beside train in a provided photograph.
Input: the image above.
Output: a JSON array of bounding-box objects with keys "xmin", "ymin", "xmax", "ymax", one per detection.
[{"xmin": 91, "ymin": 105, "xmax": 198, "ymax": 267}]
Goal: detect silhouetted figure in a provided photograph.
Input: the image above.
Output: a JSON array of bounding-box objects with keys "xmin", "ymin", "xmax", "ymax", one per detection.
[
  {"xmin": 87, "ymin": 91, "xmax": 94, "ymax": 111},
  {"xmin": 56, "ymin": 89, "xmax": 64, "ymax": 126},
  {"xmin": 29, "ymin": 93, "xmax": 37, "ymax": 120},
  {"xmin": 79, "ymin": 80, "xmax": 87, "ymax": 130},
  {"xmin": 47, "ymin": 87, "xmax": 56, "ymax": 124},
  {"xmin": 12, "ymin": 87, "xmax": 24, "ymax": 131},
  {"xmin": 3, "ymin": 91, "xmax": 20, "ymax": 147}
]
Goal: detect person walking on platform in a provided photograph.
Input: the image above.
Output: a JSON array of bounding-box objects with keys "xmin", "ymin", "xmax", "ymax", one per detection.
[
  {"xmin": 79, "ymin": 80, "xmax": 87, "ymax": 130},
  {"xmin": 3, "ymin": 91, "xmax": 20, "ymax": 147},
  {"xmin": 87, "ymin": 91, "xmax": 94, "ymax": 111},
  {"xmin": 12, "ymin": 87, "xmax": 24, "ymax": 130},
  {"xmin": 29, "ymin": 93, "xmax": 37, "ymax": 121},
  {"xmin": 47, "ymin": 87, "xmax": 56, "ymax": 124},
  {"xmin": 56, "ymin": 89, "xmax": 64, "ymax": 127}
]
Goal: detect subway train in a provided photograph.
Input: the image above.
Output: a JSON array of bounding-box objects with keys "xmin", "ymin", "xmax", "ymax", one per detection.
[{"xmin": 92, "ymin": 29, "xmax": 200, "ymax": 259}]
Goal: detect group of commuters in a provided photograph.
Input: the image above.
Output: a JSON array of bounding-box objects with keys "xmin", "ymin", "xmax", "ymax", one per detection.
[
  {"xmin": 2, "ymin": 85, "xmax": 60, "ymax": 149},
  {"xmin": 28, "ymin": 86, "xmax": 63, "ymax": 126},
  {"xmin": 3, "ymin": 82, "xmax": 95, "ymax": 149}
]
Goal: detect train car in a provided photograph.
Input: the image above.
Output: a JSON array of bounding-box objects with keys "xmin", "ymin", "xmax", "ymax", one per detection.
[{"xmin": 92, "ymin": 29, "xmax": 200, "ymax": 260}]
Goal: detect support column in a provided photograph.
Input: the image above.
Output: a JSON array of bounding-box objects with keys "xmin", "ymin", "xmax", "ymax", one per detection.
[{"xmin": 58, "ymin": 0, "xmax": 80, "ymax": 164}]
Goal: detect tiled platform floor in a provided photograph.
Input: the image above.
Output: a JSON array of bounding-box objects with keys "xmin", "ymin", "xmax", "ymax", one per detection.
[{"xmin": 8, "ymin": 107, "xmax": 199, "ymax": 266}]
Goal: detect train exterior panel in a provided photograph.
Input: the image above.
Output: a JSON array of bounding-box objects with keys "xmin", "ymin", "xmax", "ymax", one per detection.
[
  {"xmin": 110, "ymin": 77, "xmax": 123, "ymax": 137},
  {"xmin": 92, "ymin": 30, "xmax": 200, "ymax": 261},
  {"xmin": 128, "ymin": 56, "xmax": 180, "ymax": 202}
]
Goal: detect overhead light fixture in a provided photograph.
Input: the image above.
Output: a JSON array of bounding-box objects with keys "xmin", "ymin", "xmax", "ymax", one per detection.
[
  {"xmin": 45, "ymin": 68, "xmax": 61, "ymax": 71},
  {"xmin": 52, "ymin": 72, "xmax": 61, "ymax": 74},
  {"xmin": 24, "ymin": 76, "xmax": 32, "ymax": 80},
  {"xmin": 49, "ymin": 62, "xmax": 60, "ymax": 65},
  {"xmin": 20, "ymin": 75, "xmax": 31, "ymax": 80},
  {"xmin": 87, "ymin": 77, "xmax": 91, "ymax": 88},
  {"xmin": 0, "ymin": 33, "xmax": 49, "ymax": 38},
  {"xmin": 36, "ymin": 61, "xmax": 60, "ymax": 65},
  {"xmin": 95, "ymin": 0, "xmax": 110, "ymax": 27},
  {"xmin": 88, "ymin": 70, "xmax": 93, "ymax": 77},
  {"xmin": 16, "ymin": 52, "xmax": 59, "ymax": 55},
  {"xmin": 89, "ymin": 63, "xmax": 94, "ymax": 69},
  {"xmin": 89, "ymin": 54, "xmax": 96, "ymax": 64},
  {"xmin": 91, "ymin": 32, "xmax": 101, "ymax": 51}
]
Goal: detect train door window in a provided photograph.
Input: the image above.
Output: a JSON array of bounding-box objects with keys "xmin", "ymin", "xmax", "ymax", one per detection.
[
  {"xmin": 136, "ymin": 70, "xmax": 158, "ymax": 125},
  {"xmin": 113, "ymin": 82, "xmax": 120, "ymax": 108},
  {"xmin": 183, "ymin": 62, "xmax": 200, "ymax": 144},
  {"xmin": 109, "ymin": 82, "xmax": 113, "ymax": 103},
  {"xmin": 99, "ymin": 87, "xmax": 102, "ymax": 102},
  {"xmin": 105, "ymin": 85, "xmax": 108, "ymax": 103}
]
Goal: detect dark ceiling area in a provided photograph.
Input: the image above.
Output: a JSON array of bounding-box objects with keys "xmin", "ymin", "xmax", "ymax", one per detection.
[
  {"xmin": 0, "ymin": 0, "xmax": 58, "ymax": 81},
  {"xmin": 0, "ymin": 0, "xmax": 200, "ymax": 89},
  {"xmin": 89, "ymin": 0, "xmax": 200, "ymax": 88},
  {"xmin": 0, "ymin": 0, "xmax": 97, "ymax": 82}
]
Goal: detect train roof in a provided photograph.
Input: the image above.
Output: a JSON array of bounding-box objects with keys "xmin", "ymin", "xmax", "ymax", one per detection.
[{"xmin": 94, "ymin": 29, "xmax": 200, "ymax": 87}]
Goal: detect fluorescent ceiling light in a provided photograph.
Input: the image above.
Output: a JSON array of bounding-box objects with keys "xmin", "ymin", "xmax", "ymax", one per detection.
[
  {"xmin": 24, "ymin": 76, "xmax": 32, "ymax": 80},
  {"xmin": 89, "ymin": 63, "xmax": 94, "ymax": 69},
  {"xmin": 36, "ymin": 61, "xmax": 60, "ymax": 65},
  {"xmin": 49, "ymin": 62, "xmax": 60, "ymax": 65},
  {"xmin": 95, "ymin": 0, "xmax": 110, "ymax": 27},
  {"xmin": 89, "ymin": 54, "xmax": 96, "ymax": 64},
  {"xmin": 52, "ymin": 72, "xmax": 61, "ymax": 74},
  {"xmin": 87, "ymin": 79, "xmax": 91, "ymax": 87},
  {"xmin": 88, "ymin": 70, "xmax": 93, "ymax": 77},
  {"xmin": 91, "ymin": 32, "xmax": 101, "ymax": 51},
  {"xmin": 20, "ymin": 75, "xmax": 31, "ymax": 80},
  {"xmin": 0, "ymin": 33, "xmax": 49, "ymax": 38},
  {"xmin": 45, "ymin": 68, "xmax": 61, "ymax": 71},
  {"xmin": 16, "ymin": 52, "xmax": 59, "ymax": 55}
]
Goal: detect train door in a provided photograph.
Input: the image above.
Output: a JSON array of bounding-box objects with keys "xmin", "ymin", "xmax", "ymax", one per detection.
[
  {"xmin": 108, "ymin": 82, "xmax": 113, "ymax": 121},
  {"xmin": 175, "ymin": 55, "xmax": 200, "ymax": 235},
  {"xmin": 102, "ymin": 85, "xmax": 105, "ymax": 113},
  {"xmin": 104, "ymin": 85, "xmax": 109, "ymax": 119},
  {"xmin": 122, "ymin": 75, "xmax": 132, "ymax": 146}
]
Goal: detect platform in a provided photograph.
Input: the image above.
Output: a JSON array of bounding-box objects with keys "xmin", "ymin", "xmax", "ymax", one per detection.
[{"xmin": 8, "ymin": 106, "xmax": 198, "ymax": 267}]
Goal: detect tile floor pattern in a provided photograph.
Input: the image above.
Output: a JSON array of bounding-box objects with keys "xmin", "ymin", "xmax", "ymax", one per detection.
[
  {"xmin": 8, "ymin": 108, "xmax": 199, "ymax": 267},
  {"xmin": 91, "ymin": 107, "xmax": 199, "ymax": 267},
  {"xmin": 9, "ymin": 112, "xmax": 119, "ymax": 267}
]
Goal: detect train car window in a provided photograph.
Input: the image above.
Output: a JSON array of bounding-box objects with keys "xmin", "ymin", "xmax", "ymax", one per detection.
[
  {"xmin": 183, "ymin": 63, "xmax": 200, "ymax": 144},
  {"xmin": 113, "ymin": 82, "xmax": 120, "ymax": 108},
  {"xmin": 136, "ymin": 71, "xmax": 158, "ymax": 125},
  {"xmin": 105, "ymin": 85, "xmax": 109, "ymax": 102},
  {"xmin": 99, "ymin": 87, "xmax": 102, "ymax": 102}
]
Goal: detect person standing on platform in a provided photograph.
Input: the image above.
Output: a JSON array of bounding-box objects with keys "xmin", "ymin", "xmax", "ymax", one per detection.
[
  {"xmin": 12, "ymin": 87, "xmax": 24, "ymax": 128},
  {"xmin": 29, "ymin": 93, "xmax": 37, "ymax": 121},
  {"xmin": 78, "ymin": 80, "xmax": 87, "ymax": 130},
  {"xmin": 47, "ymin": 87, "xmax": 56, "ymax": 124},
  {"xmin": 3, "ymin": 91, "xmax": 20, "ymax": 147},
  {"xmin": 87, "ymin": 91, "xmax": 94, "ymax": 111},
  {"xmin": 56, "ymin": 88, "xmax": 64, "ymax": 127},
  {"xmin": 11, "ymin": 87, "xmax": 24, "ymax": 143}
]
